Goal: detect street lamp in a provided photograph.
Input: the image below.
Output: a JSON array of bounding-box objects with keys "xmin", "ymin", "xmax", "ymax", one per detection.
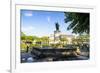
[{"xmin": 25, "ymin": 41, "xmax": 32, "ymax": 53}]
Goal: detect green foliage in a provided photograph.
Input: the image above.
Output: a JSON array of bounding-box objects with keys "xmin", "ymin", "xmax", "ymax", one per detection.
[
  {"xmin": 21, "ymin": 36, "xmax": 26, "ymax": 40},
  {"xmin": 32, "ymin": 44, "xmax": 41, "ymax": 48},
  {"xmin": 25, "ymin": 36, "xmax": 34, "ymax": 41},
  {"xmin": 21, "ymin": 32, "xmax": 38, "ymax": 42},
  {"xmin": 64, "ymin": 12, "xmax": 90, "ymax": 34},
  {"xmin": 21, "ymin": 43, "xmax": 27, "ymax": 51},
  {"xmin": 72, "ymin": 34, "xmax": 89, "ymax": 45},
  {"xmin": 41, "ymin": 36, "xmax": 49, "ymax": 42},
  {"xmin": 21, "ymin": 32, "xmax": 26, "ymax": 36},
  {"xmin": 42, "ymin": 44, "xmax": 49, "ymax": 47}
]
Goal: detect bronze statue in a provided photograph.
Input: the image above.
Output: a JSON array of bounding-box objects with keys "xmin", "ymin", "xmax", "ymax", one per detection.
[{"xmin": 55, "ymin": 22, "xmax": 59, "ymax": 31}]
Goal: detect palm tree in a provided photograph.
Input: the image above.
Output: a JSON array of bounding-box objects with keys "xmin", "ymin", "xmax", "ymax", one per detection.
[{"xmin": 64, "ymin": 12, "xmax": 90, "ymax": 34}]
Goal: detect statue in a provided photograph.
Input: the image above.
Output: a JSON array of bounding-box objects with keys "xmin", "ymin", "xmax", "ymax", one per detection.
[
  {"xmin": 55, "ymin": 22, "xmax": 60, "ymax": 31},
  {"xmin": 54, "ymin": 22, "xmax": 61, "ymax": 43}
]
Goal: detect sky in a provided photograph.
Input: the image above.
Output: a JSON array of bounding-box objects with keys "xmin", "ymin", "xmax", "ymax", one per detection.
[{"xmin": 21, "ymin": 9, "xmax": 73, "ymax": 37}]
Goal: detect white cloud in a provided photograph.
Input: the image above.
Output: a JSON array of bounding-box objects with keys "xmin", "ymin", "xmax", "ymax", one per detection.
[
  {"xmin": 24, "ymin": 12, "xmax": 33, "ymax": 16},
  {"xmin": 47, "ymin": 16, "xmax": 51, "ymax": 22}
]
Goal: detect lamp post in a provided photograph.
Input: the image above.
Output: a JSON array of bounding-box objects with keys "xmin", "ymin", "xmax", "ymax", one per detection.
[{"xmin": 25, "ymin": 41, "xmax": 32, "ymax": 53}]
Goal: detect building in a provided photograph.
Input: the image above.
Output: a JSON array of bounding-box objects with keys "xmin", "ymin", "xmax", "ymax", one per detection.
[{"xmin": 49, "ymin": 30, "xmax": 74, "ymax": 45}]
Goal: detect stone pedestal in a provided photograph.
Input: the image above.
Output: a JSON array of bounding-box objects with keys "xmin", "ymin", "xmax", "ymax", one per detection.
[{"xmin": 54, "ymin": 30, "xmax": 61, "ymax": 43}]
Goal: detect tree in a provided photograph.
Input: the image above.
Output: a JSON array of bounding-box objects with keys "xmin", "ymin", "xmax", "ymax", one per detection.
[
  {"xmin": 41, "ymin": 36, "xmax": 49, "ymax": 46},
  {"xmin": 21, "ymin": 32, "xmax": 26, "ymax": 40},
  {"xmin": 26, "ymin": 36, "xmax": 33, "ymax": 41},
  {"xmin": 64, "ymin": 12, "xmax": 90, "ymax": 34},
  {"xmin": 21, "ymin": 32, "xmax": 26, "ymax": 36},
  {"xmin": 21, "ymin": 35, "xmax": 26, "ymax": 40},
  {"xmin": 72, "ymin": 34, "xmax": 89, "ymax": 45},
  {"xmin": 77, "ymin": 34, "xmax": 89, "ymax": 44}
]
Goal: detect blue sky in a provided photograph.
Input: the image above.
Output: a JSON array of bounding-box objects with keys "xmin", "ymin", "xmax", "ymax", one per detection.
[{"xmin": 21, "ymin": 9, "xmax": 73, "ymax": 37}]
